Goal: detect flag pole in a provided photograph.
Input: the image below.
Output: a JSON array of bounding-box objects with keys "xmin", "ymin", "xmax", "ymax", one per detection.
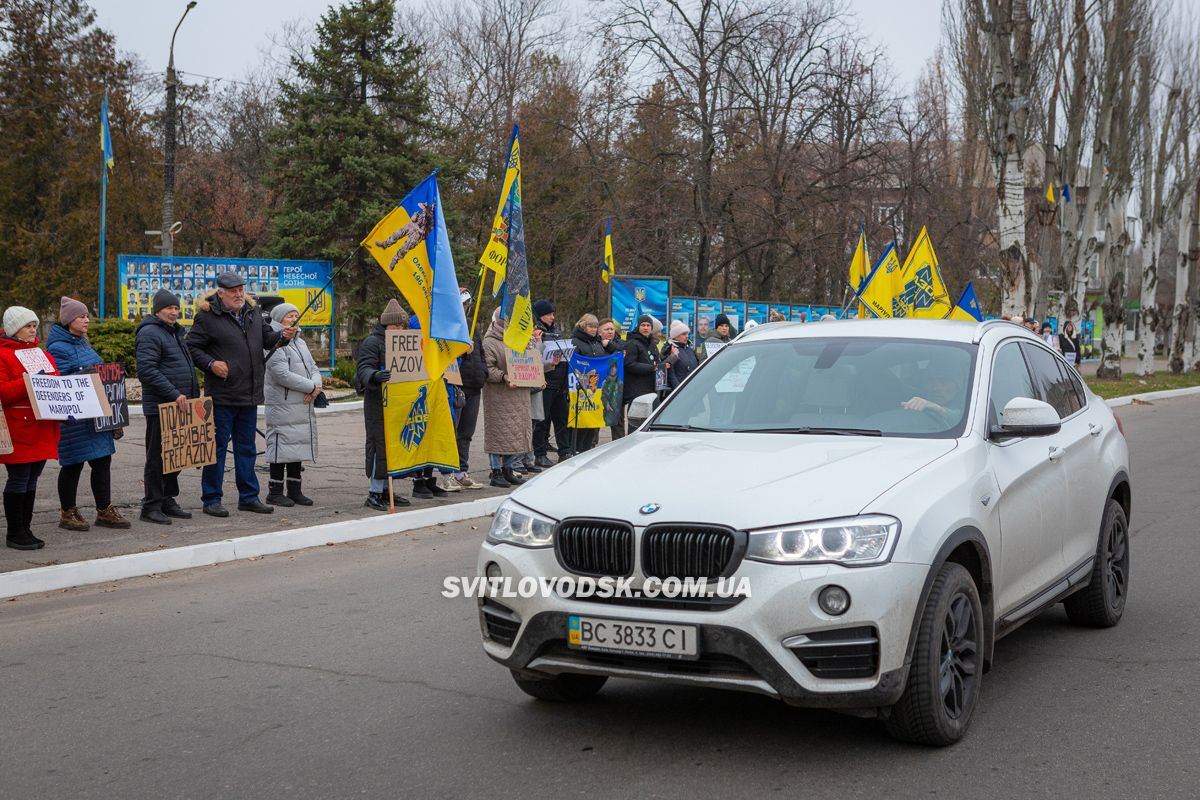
[
  {"xmin": 469, "ymin": 266, "xmax": 487, "ymax": 339},
  {"xmin": 264, "ymin": 245, "xmax": 359, "ymax": 363},
  {"xmin": 99, "ymin": 146, "xmax": 108, "ymax": 319}
]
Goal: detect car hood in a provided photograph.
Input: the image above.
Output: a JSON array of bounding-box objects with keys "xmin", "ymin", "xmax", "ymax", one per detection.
[{"xmin": 511, "ymin": 432, "xmax": 957, "ymax": 530}]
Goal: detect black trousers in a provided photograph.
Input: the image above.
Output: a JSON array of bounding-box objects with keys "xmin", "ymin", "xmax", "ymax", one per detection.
[
  {"xmin": 142, "ymin": 415, "xmax": 180, "ymax": 512},
  {"xmin": 58, "ymin": 455, "xmax": 112, "ymax": 510},
  {"xmin": 268, "ymin": 462, "xmax": 302, "ymax": 483},
  {"xmin": 456, "ymin": 387, "xmax": 481, "ymax": 472},
  {"xmin": 534, "ymin": 386, "xmax": 570, "ymax": 458},
  {"xmin": 4, "ymin": 460, "xmax": 45, "ymax": 494}
]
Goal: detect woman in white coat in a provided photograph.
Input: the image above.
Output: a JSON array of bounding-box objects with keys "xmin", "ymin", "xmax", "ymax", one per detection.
[{"xmin": 263, "ymin": 303, "xmax": 322, "ymax": 507}]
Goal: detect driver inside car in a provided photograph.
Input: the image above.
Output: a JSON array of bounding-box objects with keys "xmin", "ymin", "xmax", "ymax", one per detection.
[{"xmin": 900, "ymin": 362, "xmax": 964, "ymax": 425}]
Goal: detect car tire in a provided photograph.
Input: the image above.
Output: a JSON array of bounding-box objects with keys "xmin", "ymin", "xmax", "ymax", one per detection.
[
  {"xmin": 510, "ymin": 670, "xmax": 608, "ymax": 702},
  {"xmin": 885, "ymin": 562, "xmax": 983, "ymax": 746},
  {"xmin": 1064, "ymin": 498, "xmax": 1129, "ymax": 628}
]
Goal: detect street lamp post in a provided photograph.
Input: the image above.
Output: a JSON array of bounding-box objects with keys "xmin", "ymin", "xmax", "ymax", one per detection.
[{"xmin": 162, "ymin": 1, "xmax": 197, "ymax": 259}]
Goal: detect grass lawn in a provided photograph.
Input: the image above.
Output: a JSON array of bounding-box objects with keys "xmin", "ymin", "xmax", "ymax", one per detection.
[{"xmin": 1084, "ymin": 369, "xmax": 1200, "ymax": 399}]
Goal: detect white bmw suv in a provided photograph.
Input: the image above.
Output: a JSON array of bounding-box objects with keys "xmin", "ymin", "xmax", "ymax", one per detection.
[{"xmin": 477, "ymin": 319, "xmax": 1131, "ymax": 745}]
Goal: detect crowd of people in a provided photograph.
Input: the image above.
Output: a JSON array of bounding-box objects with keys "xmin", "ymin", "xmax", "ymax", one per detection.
[{"xmin": 1, "ymin": 278, "xmax": 1091, "ymax": 550}]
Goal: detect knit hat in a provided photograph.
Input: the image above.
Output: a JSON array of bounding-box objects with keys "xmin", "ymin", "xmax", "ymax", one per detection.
[
  {"xmin": 152, "ymin": 288, "xmax": 181, "ymax": 315},
  {"xmin": 669, "ymin": 320, "xmax": 689, "ymax": 339},
  {"xmin": 59, "ymin": 296, "xmax": 88, "ymax": 328},
  {"xmin": 3, "ymin": 306, "xmax": 37, "ymax": 337},
  {"xmin": 534, "ymin": 299, "xmax": 555, "ymax": 318},
  {"xmin": 379, "ymin": 298, "xmax": 409, "ymax": 327},
  {"xmin": 650, "ymin": 316, "xmax": 663, "ymax": 335},
  {"xmin": 637, "ymin": 314, "xmax": 653, "ymax": 327},
  {"xmin": 271, "ymin": 302, "xmax": 299, "ymax": 324},
  {"xmin": 715, "ymin": 313, "xmax": 731, "ymax": 329}
]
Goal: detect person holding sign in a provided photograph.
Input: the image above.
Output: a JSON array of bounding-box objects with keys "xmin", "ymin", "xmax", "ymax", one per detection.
[
  {"xmin": 187, "ymin": 271, "xmax": 295, "ymax": 517},
  {"xmin": 262, "ymin": 303, "xmax": 323, "ymax": 508},
  {"xmin": 620, "ymin": 315, "xmax": 662, "ymax": 437},
  {"xmin": 1059, "ymin": 320, "xmax": 1082, "ymax": 369},
  {"xmin": 135, "ymin": 289, "xmax": 199, "ymax": 525},
  {"xmin": 0, "ymin": 306, "xmax": 59, "ymax": 550},
  {"xmin": 46, "ymin": 298, "xmax": 130, "ymax": 531},
  {"xmin": 568, "ymin": 314, "xmax": 608, "ymax": 454},
  {"xmin": 354, "ymin": 299, "xmax": 412, "ymax": 511},
  {"xmin": 482, "ymin": 308, "xmax": 541, "ymax": 487}
]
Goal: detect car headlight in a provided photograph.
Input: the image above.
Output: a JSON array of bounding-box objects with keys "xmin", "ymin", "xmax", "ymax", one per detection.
[
  {"xmin": 746, "ymin": 514, "xmax": 900, "ymax": 566},
  {"xmin": 486, "ymin": 499, "xmax": 557, "ymax": 548}
]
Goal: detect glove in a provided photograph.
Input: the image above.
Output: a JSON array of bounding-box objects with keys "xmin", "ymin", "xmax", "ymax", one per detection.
[{"xmin": 371, "ymin": 369, "xmax": 391, "ymax": 384}]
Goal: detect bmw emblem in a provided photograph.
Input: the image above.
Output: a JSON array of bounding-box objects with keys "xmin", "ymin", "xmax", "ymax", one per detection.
[{"xmin": 639, "ymin": 503, "xmax": 661, "ymax": 515}]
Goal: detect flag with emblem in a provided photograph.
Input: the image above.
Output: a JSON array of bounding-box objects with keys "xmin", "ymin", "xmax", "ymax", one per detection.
[
  {"xmin": 382, "ymin": 379, "xmax": 459, "ymax": 475},
  {"xmin": 568, "ymin": 353, "xmax": 622, "ymax": 429},
  {"xmin": 602, "ymin": 217, "xmax": 615, "ymax": 284},
  {"xmin": 895, "ymin": 226, "xmax": 952, "ymax": 319},
  {"xmin": 854, "ymin": 243, "xmax": 903, "ymax": 318},
  {"xmin": 362, "ymin": 172, "xmax": 471, "ymax": 381},
  {"xmin": 479, "ymin": 124, "xmax": 521, "ymax": 295},
  {"xmin": 847, "ymin": 226, "xmax": 870, "ymax": 314},
  {"xmin": 947, "ymin": 281, "xmax": 984, "ymax": 321}
]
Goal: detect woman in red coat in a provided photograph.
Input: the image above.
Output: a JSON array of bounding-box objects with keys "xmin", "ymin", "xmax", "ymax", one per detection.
[{"xmin": 1, "ymin": 306, "xmax": 60, "ymax": 550}]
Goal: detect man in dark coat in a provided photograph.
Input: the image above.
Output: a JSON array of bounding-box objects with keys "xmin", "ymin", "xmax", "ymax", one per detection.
[
  {"xmin": 453, "ymin": 290, "xmax": 487, "ymax": 490},
  {"xmin": 355, "ymin": 299, "xmax": 410, "ymax": 511},
  {"xmin": 186, "ymin": 271, "xmax": 293, "ymax": 517},
  {"xmin": 135, "ymin": 289, "xmax": 200, "ymax": 524},
  {"xmin": 531, "ymin": 299, "xmax": 570, "ymax": 467},
  {"xmin": 621, "ymin": 315, "xmax": 662, "ymax": 434}
]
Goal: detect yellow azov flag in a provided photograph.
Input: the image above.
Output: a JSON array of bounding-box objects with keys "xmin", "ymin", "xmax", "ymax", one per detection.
[
  {"xmin": 847, "ymin": 228, "xmax": 870, "ymax": 316},
  {"xmin": 383, "ymin": 378, "xmax": 459, "ymax": 476},
  {"xmin": 896, "ymin": 227, "xmax": 952, "ymax": 319},
  {"xmin": 857, "ymin": 243, "xmax": 902, "ymax": 318},
  {"xmin": 480, "ymin": 125, "xmax": 522, "ymax": 295}
]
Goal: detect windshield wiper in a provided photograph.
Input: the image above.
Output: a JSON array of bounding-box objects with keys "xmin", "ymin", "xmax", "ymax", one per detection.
[
  {"xmin": 644, "ymin": 422, "xmax": 722, "ymax": 432},
  {"xmin": 731, "ymin": 426, "xmax": 883, "ymax": 436}
]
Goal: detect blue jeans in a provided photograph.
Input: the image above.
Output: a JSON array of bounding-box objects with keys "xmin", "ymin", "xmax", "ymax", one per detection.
[
  {"xmin": 488, "ymin": 454, "xmax": 521, "ymax": 470},
  {"xmin": 201, "ymin": 404, "xmax": 261, "ymax": 506}
]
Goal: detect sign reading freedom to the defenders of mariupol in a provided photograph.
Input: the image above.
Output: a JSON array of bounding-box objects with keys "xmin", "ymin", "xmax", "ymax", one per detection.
[
  {"xmin": 23, "ymin": 373, "xmax": 111, "ymax": 420},
  {"xmin": 506, "ymin": 349, "xmax": 543, "ymax": 388},
  {"xmin": 158, "ymin": 397, "xmax": 217, "ymax": 472},
  {"xmin": 385, "ymin": 330, "xmax": 429, "ymax": 382}
]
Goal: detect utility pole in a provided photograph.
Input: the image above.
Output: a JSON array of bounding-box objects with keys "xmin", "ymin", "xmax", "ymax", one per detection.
[{"xmin": 162, "ymin": 1, "xmax": 197, "ymax": 258}]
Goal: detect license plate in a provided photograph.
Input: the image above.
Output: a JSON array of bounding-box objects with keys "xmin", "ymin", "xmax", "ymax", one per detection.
[{"xmin": 567, "ymin": 615, "xmax": 699, "ymax": 660}]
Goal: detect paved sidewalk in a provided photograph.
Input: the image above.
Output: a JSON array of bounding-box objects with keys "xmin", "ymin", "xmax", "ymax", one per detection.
[{"xmin": 1, "ymin": 406, "xmax": 590, "ymax": 574}]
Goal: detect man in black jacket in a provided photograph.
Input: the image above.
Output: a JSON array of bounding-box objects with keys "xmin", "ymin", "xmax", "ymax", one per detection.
[
  {"xmin": 532, "ymin": 299, "xmax": 570, "ymax": 467},
  {"xmin": 452, "ymin": 290, "xmax": 486, "ymax": 490},
  {"xmin": 135, "ymin": 289, "xmax": 200, "ymax": 525},
  {"xmin": 186, "ymin": 271, "xmax": 293, "ymax": 517},
  {"xmin": 622, "ymin": 315, "xmax": 662, "ymax": 432}
]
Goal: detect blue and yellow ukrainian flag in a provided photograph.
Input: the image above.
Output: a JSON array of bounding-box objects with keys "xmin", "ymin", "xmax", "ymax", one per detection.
[
  {"xmin": 947, "ymin": 282, "xmax": 984, "ymax": 321},
  {"xmin": 362, "ymin": 172, "xmax": 471, "ymax": 381},
  {"xmin": 100, "ymin": 91, "xmax": 114, "ymax": 171},
  {"xmin": 602, "ymin": 217, "xmax": 615, "ymax": 284}
]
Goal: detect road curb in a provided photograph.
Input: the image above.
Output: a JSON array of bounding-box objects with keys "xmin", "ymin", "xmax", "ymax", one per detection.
[
  {"xmin": 1104, "ymin": 385, "xmax": 1200, "ymax": 407},
  {"xmin": 0, "ymin": 495, "xmax": 505, "ymax": 601}
]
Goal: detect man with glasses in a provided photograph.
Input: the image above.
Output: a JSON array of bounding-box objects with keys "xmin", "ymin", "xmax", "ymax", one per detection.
[{"xmin": 187, "ymin": 271, "xmax": 296, "ymax": 517}]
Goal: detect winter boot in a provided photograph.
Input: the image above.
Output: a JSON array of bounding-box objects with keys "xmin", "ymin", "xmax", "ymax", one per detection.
[
  {"xmin": 95, "ymin": 505, "xmax": 132, "ymax": 529},
  {"xmin": 426, "ymin": 476, "xmax": 448, "ymax": 498},
  {"xmin": 502, "ymin": 467, "xmax": 526, "ymax": 486},
  {"xmin": 5, "ymin": 493, "xmax": 39, "ymax": 550},
  {"xmin": 488, "ymin": 469, "xmax": 510, "ymax": 488},
  {"xmin": 412, "ymin": 479, "xmax": 434, "ymax": 499},
  {"xmin": 365, "ymin": 491, "xmax": 388, "ymax": 511},
  {"xmin": 23, "ymin": 492, "xmax": 44, "ymax": 548},
  {"xmin": 286, "ymin": 477, "xmax": 313, "ymax": 506},
  {"xmin": 266, "ymin": 479, "xmax": 294, "ymax": 507},
  {"xmin": 59, "ymin": 507, "xmax": 90, "ymax": 531}
]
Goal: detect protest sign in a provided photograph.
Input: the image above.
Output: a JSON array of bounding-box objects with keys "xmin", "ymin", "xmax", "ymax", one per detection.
[
  {"xmin": 158, "ymin": 397, "xmax": 217, "ymax": 472},
  {"xmin": 23, "ymin": 373, "xmax": 111, "ymax": 420},
  {"xmin": 541, "ymin": 338, "xmax": 575, "ymax": 364},
  {"xmin": 704, "ymin": 341, "xmax": 728, "ymax": 358},
  {"xmin": 444, "ymin": 358, "xmax": 463, "ymax": 386},
  {"xmin": 0, "ymin": 406, "xmax": 11, "ymax": 455},
  {"xmin": 90, "ymin": 363, "xmax": 129, "ymax": 432},
  {"xmin": 568, "ymin": 353, "xmax": 622, "ymax": 428},
  {"xmin": 506, "ymin": 349, "xmax": 543, "ymax": 388},
  {"xmin": 14, "ymin": 347, "xmax": 55, "ymax": 375},
  {"xmin": 385, "ymin": 330, "xmax": 429, "ymax": 382}
]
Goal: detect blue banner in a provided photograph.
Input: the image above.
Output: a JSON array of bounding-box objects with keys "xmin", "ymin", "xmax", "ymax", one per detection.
[
  {"xmin": 697, "ymin": 299, "xmax": 722, "ymax": 340},
  {"xmin": 118, "ymin": 254, "xmax": 333, "ymax": 327},
  {"xmin": 722, "ymin": 301, "xmax": 746, "ymax": 332},
  {"xmin": 745, "ymin": 302, "xmax": 769, "ymax": 325},
  {"xmin": 770, "ymin": 303, "xmax": 790, "ymax": 321},
  {"xmin": 610, "ymin": 276, "xmax": 670, "ymax": 333},
  {"xmin": 810, "ymin": 306, "xmax": 829, "ymax": 320},
  {"xmin": 790, "ymin": 304, "xmax": 810, "ymax": 322},
  {"xmin": 670, "ymin": 297, "xmax": 696, "ymax": 333}
]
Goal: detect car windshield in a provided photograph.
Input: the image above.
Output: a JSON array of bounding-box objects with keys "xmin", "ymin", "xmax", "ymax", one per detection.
[{"xmin": 650, "ymin": 337, "xmax": 976, "ymax": 438}]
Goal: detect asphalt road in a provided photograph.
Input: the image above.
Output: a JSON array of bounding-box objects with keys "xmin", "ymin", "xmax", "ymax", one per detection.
[{"xmin": 3, "ymin": 395, "xmax": 1198, "ymax": 799}]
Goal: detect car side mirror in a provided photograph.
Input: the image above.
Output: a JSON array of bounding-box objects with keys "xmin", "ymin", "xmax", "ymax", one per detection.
[
  {"xmin": 627, "ymin": 392, "xmax": 660, "ymax": 431},
  {"xmin": 990, "ymin": 397, "xmax": 1061, "ymax": 441}
]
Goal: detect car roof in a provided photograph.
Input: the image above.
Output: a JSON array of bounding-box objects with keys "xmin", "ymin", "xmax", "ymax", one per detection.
[{"xmin": 733, "ymin": 318, "xmax": 1043, "ymax": 346}]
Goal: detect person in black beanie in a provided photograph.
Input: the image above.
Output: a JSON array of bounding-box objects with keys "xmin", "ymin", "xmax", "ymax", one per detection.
[
  {"xmin": 702, "ymin": 313, "xmax": 733, "ymax": 359},
  {"xmin": 135, "ymin": 288, "xmax": 199, "ymax": 524},
  {"xmin": 531, "ymin": 298, "xmax": 570, "ymax": 466}
]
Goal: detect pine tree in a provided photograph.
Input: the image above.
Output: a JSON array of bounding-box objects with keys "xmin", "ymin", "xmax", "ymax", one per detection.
[{"xmin": 266, "ymin": 0, "xmax": 437, "ymax": 334}]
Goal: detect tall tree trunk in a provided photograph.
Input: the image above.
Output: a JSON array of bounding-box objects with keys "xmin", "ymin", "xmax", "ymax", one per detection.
[{"xmin": 1135, "ymin": 226, "xmax": 1160, "ymax": 376}]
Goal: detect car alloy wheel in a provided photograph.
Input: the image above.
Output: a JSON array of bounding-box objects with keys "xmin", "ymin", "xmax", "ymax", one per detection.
[
  {"xmin": 939, "ymin": 593, "xmax": 979, "ymax": 721},
  {"xmin": 1064, "ymin": 499, "xmax": 1129, "ymax": 628}
]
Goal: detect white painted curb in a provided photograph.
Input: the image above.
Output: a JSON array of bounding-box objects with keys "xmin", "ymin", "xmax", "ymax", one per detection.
[
  {"xmin": 0, "ymin": 495, "xmax": 505, "ymax": 600},
  {"xmin": 1105, "ymin": 385, "xmax": 1200, "ymax": 407},
  {"xmin": 129, "ymin": 399, "xmax": 364, "ymax": 418}
]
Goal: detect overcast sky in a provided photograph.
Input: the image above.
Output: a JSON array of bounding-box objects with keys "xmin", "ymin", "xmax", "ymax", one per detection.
[{"xmin": 90, "ymin": 0, "xmax": 941, "ymax": 95}]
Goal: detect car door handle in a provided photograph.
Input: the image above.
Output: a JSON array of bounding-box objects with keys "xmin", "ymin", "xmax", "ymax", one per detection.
[
  {"xmin": 1048, "ymin": 446, "xmax": 1064, "ymax": 462},
  {"xmin": 1088, "ymin": 423, "xmax": 1103, "ymax": 437}
]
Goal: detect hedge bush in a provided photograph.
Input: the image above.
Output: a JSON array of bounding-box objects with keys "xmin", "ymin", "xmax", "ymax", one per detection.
[{"xmin": 87, "ymin": 318, "xmax": 139, "ymax": 376}]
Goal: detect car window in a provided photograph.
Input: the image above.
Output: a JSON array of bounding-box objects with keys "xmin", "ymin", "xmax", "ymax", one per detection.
[
  {"xmin": 988, "ymin": 342, "xmax": 1036, "ymax": 425},
  {"xmin": 1021, "ymin": 343, "xmax": 1080, "ymax": 419},
  {"xmin": 1063, "ymin": 361, "xmax": 1088, "ymax": 409}
]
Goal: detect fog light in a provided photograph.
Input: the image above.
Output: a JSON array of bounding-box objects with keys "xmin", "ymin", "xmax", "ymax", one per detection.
[
  {"xmin": 818, "ymin": 585, "xmax": 851, "ymax": 616},
  {"xmin": 485, "ymin": 562, "xmax": 502, "ymax": 580}
]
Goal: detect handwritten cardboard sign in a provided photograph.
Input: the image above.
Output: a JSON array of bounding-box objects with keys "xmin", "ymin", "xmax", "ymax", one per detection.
[
  {"xmin": 23, "ymin": 373, "xmax": 112, "ymax": 420},
  {"xmin": 158, "ymin": 397, "xmax": 217, "ymax": 472},
  {"xmin": 0, "ymin": 406, "xmax": 12, "ymax": 456},
  {"xmin": 444, "ymin": 358, "xmax": 463, "ymax": 386},
  {"xmin": 506, "ymin": 349, "xmax": 543, "ymax": 388},
  {"xmin": 90, "ymin": 363, "xmax": 129, "ymax": 432},
  {"xmin": 13, "ymin": 347, "xmax": 54, "ymax": 375},
  {"xmin": 385, "ymin": 330, "xmax": 428, "ymax": 382}
]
